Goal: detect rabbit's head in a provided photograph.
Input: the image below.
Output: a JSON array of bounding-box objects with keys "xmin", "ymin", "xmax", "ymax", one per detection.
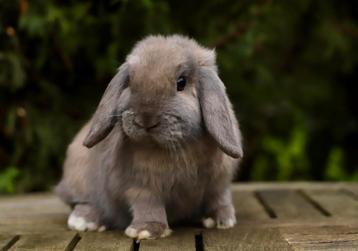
[{"xmin": 83, "ymin": 35, "xmax": 243, "ymax": 158}]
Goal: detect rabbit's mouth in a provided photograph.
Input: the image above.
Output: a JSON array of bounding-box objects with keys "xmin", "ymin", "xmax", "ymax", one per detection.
[{"xmin": 121, "ymin": 110, "xmax": 187, "ymax": 147}]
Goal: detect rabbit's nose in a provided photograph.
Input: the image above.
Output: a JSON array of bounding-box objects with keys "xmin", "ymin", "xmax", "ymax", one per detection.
[{"xmin": 134, "ymin": 113, "xmax": 160, "ymax": 130}]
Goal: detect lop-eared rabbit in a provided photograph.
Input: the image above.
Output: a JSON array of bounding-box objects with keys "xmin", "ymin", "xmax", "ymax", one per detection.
[{"xmin": 56, "ymin": 35, "xmax": 243, "ymax": 240}]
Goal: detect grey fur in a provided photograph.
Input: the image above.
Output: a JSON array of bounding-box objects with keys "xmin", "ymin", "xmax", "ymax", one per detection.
[
  {"xmin": 198, "ymin": 67, "xmax": 243, "ymax": 158},
  {"xmin": 83, "ymin": 63, "xmax": 129, "ymax": 148},
  {"xmin": 56, "ymin": 35, "xmax": 243, "ymax": 239}
]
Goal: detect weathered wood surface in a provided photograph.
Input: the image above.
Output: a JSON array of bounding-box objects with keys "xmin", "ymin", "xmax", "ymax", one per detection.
[{"xmin": 1, "ymin": 183, "xmax": 358, "ymax": 250}]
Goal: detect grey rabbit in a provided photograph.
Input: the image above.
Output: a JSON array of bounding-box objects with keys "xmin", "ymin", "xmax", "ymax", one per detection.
[{"xmin": 56, "ymin": 35, "xmax": 243, "ymax": 240}]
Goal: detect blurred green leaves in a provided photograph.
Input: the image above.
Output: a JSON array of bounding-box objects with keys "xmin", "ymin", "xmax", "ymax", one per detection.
[
  {"xmin": 325, "ymin": 147, "xmax": 358, "ymax": 181},
  {"xmin": 251, "ymin": 126, "xmax": 310, "ymax": 180},
  {"xmin": 0, "ymin": 52, "xmax": 26, "ymax": 91},
  {"xmin": 0, "ymin": 166, "xmax": 19, "ymax": 193}
]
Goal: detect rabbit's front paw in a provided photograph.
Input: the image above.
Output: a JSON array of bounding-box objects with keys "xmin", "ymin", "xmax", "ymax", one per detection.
[
  {"xmin": 125, "ymin": 222, "xmax": 172, "ymax": 240},
  {"xmin": 202, "ymin": 205, "xmax": 237, "ymax": 229},
  {"xmin": 202, "ymin": 216, "xmax": 236, "ymax": 229},
  {"xmin": 68, "ymin": 213, "xmax": 106, "ymax": 232},
  {"xmin": 68, "ymin": 204, "xmax": 106, "ymax": 232}
]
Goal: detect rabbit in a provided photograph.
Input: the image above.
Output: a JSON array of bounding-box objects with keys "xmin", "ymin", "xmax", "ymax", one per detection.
[{"xmin": 55, "ymin": 34, "xmax": 243, "ymax": 240}]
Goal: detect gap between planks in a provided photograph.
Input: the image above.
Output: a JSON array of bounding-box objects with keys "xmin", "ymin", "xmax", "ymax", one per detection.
[
  {"xmin": 0, "ymin": 235, "xmax": 20, "ymax": 251},
  {"xmin": 2, "ymin": 183, "xmax": 358, "ymax": 250}
]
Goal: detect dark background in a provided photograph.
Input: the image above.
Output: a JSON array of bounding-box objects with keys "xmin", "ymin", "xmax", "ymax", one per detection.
[{"xmin": 1, "ymin": 0, "xmax": 357, "ymax": 193}]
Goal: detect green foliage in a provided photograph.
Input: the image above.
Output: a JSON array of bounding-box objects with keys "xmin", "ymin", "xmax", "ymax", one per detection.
[
  {"xmin": 0, "ymin": 0, "xmax": 357, "ymax": 193},
  {"xmin": 0, "ymin": 166, "xmax": 19, "ymax": 193},
  {"xmin": 325, "ymin": 147, "xmax": 358, "ymax": 181},
  {"xmin": 252, "ymin": 126, "xmax": 310, "ymax": 180}
]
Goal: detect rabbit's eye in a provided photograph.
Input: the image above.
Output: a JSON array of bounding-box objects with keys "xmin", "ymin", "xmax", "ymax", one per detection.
[{"xmin": 176, "ymin": 76, "xmax": 186, "ymax": 91}]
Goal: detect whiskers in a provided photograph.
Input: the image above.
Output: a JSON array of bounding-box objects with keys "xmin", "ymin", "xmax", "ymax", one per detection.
[{"xmin": 107, "ymin": 114, "xmax": 122, "ymax": 118}]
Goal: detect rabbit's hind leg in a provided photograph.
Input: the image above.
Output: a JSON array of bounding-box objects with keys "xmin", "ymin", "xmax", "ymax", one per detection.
[{"xmin": 67, "ymin": 203, "xmax": 106, "ymax": 232}]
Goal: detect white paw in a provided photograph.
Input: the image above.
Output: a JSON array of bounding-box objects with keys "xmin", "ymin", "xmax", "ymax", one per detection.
[
  {"xmin": 67, "ymin": 213, "xmax": 106, "ymax": 232},
  {"xmin": 217, "ymin": 218, "xmax": 236, "ymax": 229},
  {"xmin": 202, "ymin": 217, "xmax": 236, "ymax": 229},
  {"xmin": 124, "ymin": 226, "xmax": 172, "ymax": 240},
  {"xmin": 125, "ymin": 226, "xmax": 139, "ymax": 238},
  {"xmin": 202, "ymin": 217, "xmax": 216, "ymax": 228},
  {"xmin": 161, "ymin": 228, "xmax": 172, "ymax": 238},
  {"xmin": 125, "ymin": 227, "xmax": 152, "ymax": 240}
]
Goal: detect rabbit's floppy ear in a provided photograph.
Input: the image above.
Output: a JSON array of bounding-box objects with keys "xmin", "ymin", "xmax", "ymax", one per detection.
[
  {"xmin": 83, "ymin": 63, "xmax": 129, "ymax": 148},
  {"xmin": 198, "ymin": 67, "xmax": 243, "ymax": 159}
]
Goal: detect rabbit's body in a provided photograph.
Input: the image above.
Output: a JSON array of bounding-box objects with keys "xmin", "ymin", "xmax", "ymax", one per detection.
[{"xmin": 56, "ymin": 35, "xmax": 243, "ymax": 239}]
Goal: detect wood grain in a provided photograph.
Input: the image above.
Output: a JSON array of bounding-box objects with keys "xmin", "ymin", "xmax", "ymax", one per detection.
[
  {"xmin": 281, "ymin": 225, "xmax": 358, "ymax": 251},
  {"xmin": 140, "ymin": 228, "xmax": 197, "ymax": 251},
  {"xmin": 304, "ymin": 189, "xmax": 358, "ymax": 219},
  {"xmin": 75, "ymin": 232, "xmax": 132, "ymax": 251},
  {"xmin": 232, "ymin": 190, "xmax": 270, "ymax": 221},
  {"xmin": 204, "ymin": 227, "xmax": 293, "ymax": 251},
  {"xmin": 1, "ymin": 183, "xmax": 358, "ymax": 250},
  {"xmin": 0, "ymin": 235, "xmax": 19, "ymax": 251},
  {"xmin": 257, "ymin": 189, "xmax": 327, "ymax": 219},
  {"xmin": 7, "ymin": 233, "xmax": 75, "ymax": 251}
]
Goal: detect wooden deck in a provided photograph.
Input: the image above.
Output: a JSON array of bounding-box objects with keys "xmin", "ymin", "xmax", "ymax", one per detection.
[{"xmin": 1, "ymin": 183, "xmax": 358, "ymax": 251}]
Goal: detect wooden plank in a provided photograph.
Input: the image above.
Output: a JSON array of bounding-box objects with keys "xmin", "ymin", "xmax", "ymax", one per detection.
[
  {"xmin": 0, "ymin": 194, "xmax": 68, "ymax": 217},
  {"xmin": 140, "ymin": 228, "xmax": 196, "ymax": 251},
  {"xmin": 75, "ymin": 231, "xmax": 132, "ymax": 251},
  {"xmin": 1, "ymin": 184, "xmax": 358, "ymax": 250},
  {"xmin": 281, "ymin": 225, "xmax": 358, "ymax": 250},
  {"xmin": 0, "ymin": 235, "xmax": 20, "ymax": 250},
  {"xmin": 257, "ymin": 189, "xmax": 326, "ymax": 219},
  {"xmin": 232, "ymin": 190, "xmax": 270, "ymax": 221},
  {"xmin": 305, "ymin": 189, "xmax": 358, "ymax": 219},
  {"xmin": 139, "ymin": 190, "xmax": 272, "ymax": 251},
  {"xmin": 0, "ymin": 194, "xmax": 69, "ymax": 235},
  {"xmin": 8, "ymin": 232, "xmax": 75, "ymax": 251},
  {"xmin": 204, "ymin": 227, "xmax": 293, "ymax": 251},
  {"xmin": 0, "ymin": 220, "xmax": 68, "ymax": 235},
  {"xmin": 232, "ymin": 182, "xmax": 354, "ymax": 191},
  {"xmin": 0, "ymin": 235, "xmax": 16, "ymax": 245},
  {"xmin": 0, "ymin": 211, "xmax": 68, "ymax": 235},
  {"xmin": 341, "ymin": 184, "xmax": 358, "ymax": 201}
]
